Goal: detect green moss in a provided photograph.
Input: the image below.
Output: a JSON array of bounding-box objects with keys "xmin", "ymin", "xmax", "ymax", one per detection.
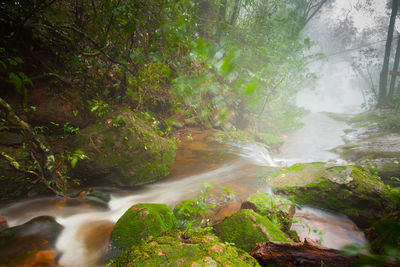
[
  {"xmin": 109, "ymin": 203, "xmax": 177, "ymax": 257},
  {"xmin": 110, "ymin": 230, "xmax": 260, "ymax": 267},
  {"xmin": 213, "ymin": 209, "xmax": 291, "ymax": 252},
  {"xmin": 72, "ymin": 108, "xmax": 177, "ymax": 186},
  {"xmin": 274, "ymin": 165, "xmax": 394, "ymax": 229},
  {"xmin": 270, "ymin": 162, "xmax": 325, "ymax": 179},
  {"xmin": 349, "ymin": 111, "xmax": 380, "ymax": 124},
  {"xmin": 248, "ymin": 191, "xmax": 295, "ymax": 232},
  {"xmin": 321, "ymin": 112, "xmax": 350, "ymax": 122}
]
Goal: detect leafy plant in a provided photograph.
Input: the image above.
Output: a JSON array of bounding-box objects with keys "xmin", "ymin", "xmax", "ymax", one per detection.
[
  {"xmin": 67, "ymin": 149, "xmax": 88, "ymax": 168},
  {"xmin": 88, "ymin": 99, "xmax": 109, "ymax": 117}
]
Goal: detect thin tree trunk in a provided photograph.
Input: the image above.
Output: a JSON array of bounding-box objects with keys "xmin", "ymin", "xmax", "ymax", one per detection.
[
  {"xmin": 389, "ymin": 35, "xmax": 400, "ymax": 103},
  {"xmin": 217, "ymin": 0, "xmax": 227, "ymax": 37},
  {"xmin": 230, "ymin": 0, "xmax": 241, "ymax": 26},
  {"xmin": 378, "ymin": 0, "xmax": 399, "ymax": 107}
]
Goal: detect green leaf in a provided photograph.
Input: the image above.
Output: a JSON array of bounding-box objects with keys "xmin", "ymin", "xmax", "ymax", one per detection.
[
  {"xmin": 244, "ymin": 81, "xmax": 259, "ymax": 95},
  {"xmin": 70, "ymin": 157, "xmax": 78, "ymax": 168},
  {"xmin": 9, "ymin": 72, "xmax": 22, "ymax": 90}
]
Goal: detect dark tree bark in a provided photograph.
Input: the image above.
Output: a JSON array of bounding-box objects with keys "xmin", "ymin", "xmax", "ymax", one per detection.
[
  {"xmin": 389, "ymin": 35, "xmax": 400, "ymax": 103},
  {"xmin": 378, "ymin": 0, "xmax": 399, "ymax": 107},
  {"xmin": 250, "ymin": 239, "xmax": 356, "ymax": 267}
]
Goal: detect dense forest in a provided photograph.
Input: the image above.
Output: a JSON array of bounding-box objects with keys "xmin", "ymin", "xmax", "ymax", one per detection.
[
  {"xmin": 0, "ymin": 0, "xmax": 400, "ymax": 266},
  {"xmin": 0, "ymin": 0, "xmax": 323, "ymax": 197}
]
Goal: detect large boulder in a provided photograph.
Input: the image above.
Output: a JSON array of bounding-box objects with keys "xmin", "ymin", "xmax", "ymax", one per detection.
[
  {"xmin": 72, "ymin": 108, "xmax": 177, "ymax": 186},
  {"xmin": 269, "ymin": 163, "xmax": 394, "ymax": 229},
  {"xmin": 109, "ymin": 230, "xmax": 260, "ymax": 266},
  {"xmin": 107, "ymin": 203, "xmax": 177, "ymax": 259},
  {"xmin": 0, "ymin": 216, "xmax": 63, "ymax": 266},
  {"xmin": 213, "ymin": 209, "xmax": 292, "ymax": 252}
]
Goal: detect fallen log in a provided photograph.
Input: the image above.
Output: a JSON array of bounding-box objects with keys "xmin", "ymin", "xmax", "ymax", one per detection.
[{"xmin": 250, "ymin": 238, "xmax": 356, "ymax": 267}]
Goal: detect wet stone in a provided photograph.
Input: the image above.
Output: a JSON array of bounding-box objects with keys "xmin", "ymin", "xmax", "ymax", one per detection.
[{"xmin": 0, "ymin": 216, "xmax": 63, "ymax": 266}]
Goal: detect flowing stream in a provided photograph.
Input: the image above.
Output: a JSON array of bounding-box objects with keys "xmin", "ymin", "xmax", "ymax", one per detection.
[{"xmin": 0, "ymin": 114, "xmax": 368, "ymax": 266}]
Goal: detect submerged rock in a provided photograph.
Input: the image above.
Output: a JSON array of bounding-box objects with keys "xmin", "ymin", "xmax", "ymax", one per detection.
[
  {"xmin": 270, "ymin": 163, "xmax": 393, "ymax": 229},
  {"xmin": 72, "ymin": 108, "xmax": 177, "ymax": 187},
  {"xmin": 0, "ymin": 216, "xmax": 63, "ymax": 266},
  {"xmin": 107, "ymin": 203, "xmax": 177, "ymax": 259},
  {"xmin": 213, "ymin": 209, "xmax": 292, "ymax": 252},
  {"xmin": 109, "ymin": 230, "xmax": 260, "ymax": 266},
  {"xmin": 79, "ymin": 188, "xmax": 111, "ymax": 206}
]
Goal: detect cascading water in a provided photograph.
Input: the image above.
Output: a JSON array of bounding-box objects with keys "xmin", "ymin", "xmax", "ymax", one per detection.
[{"xmin": 0, "ymin": 126, "xmax": 368, "ymax": 266}]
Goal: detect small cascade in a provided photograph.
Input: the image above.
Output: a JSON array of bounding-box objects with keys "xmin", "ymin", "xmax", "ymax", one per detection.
[{"xmin": 232, "ymin": 142, "xmax": 276, "ymax": 166}]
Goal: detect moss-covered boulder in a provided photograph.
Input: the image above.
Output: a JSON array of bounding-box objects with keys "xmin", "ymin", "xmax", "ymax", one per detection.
[
  {"xmin": 72, "ymin": 108, "xmax": 177, "ymax": 186},
  {"xmin": 270, "ymin": 163, "xmax": 393, "ymax": 229},
  {"xmin": 109, "ymin": 230, "xmax": 260, "ymax": 266},
  {"xmin": 107, "ymin": 203, "xmax": 177, "ymax": 259},
  {"xmin": 213, "ymin": 209, "xmax": 292, "ymax": 252},
  {"xmin": 247, "ymin": 191, "xmax": 295, "ymax": 232}
]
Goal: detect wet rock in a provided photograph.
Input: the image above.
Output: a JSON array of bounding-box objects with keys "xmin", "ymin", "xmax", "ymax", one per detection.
[
  {"xmin": 72, "ymin": 108, "xmax": 177, "ymax": 187},
  {"xmin": 0, "ymin": 216, "xmax": 63, "ymax": 266},
  {"xmin": 213, "ymin": 209, "xmax": 292, "ymax": 252},
  {"xmin": 107, "ymin": 203, "xmax": 177, "ymax": 260},
  {"xmin": 109, "ymin": 230, "xmax": 260, "ymax": 266},
  {"xmin": 79, "ymin": 188, "xmax": 111, "ymax": 206},
  {"xmin": 78, "ymin": 220, "xmax": 114, "ymax": 266},
  {"xmin": 0, "ymin": 217, "xmax": 8, "ymax": 231},
  {"xmin": 18, "ymin": 250, "xmax": 57, "ymax": 267},
  {"xmin": 270, "ymin": 163, "xmax": 394, "ymax": 230},
  {"xmin": 0, "ymin": 131, "xmax": 23, "ymax": 145}
]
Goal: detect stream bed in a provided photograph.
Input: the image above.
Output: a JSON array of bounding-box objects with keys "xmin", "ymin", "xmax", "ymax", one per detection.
[{"xmin": 0, "ymin": 113, "xmax": 368, "ymax": 266}]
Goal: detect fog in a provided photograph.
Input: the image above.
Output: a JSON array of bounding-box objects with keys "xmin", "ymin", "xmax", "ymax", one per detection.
[{"xmin": 297, "ymin": 0, "xmax": 389, "ymax": 114}]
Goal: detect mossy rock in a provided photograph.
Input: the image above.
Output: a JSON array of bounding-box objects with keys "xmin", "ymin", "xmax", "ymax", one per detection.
[
  {"xmin": 109, "ymin": 230, "xmax": 260, "ymax": 267},
  {"xmin": 107, "ymin": 203, "xmax": 177, "ymax": 259},
  {"xmin": 271, "ymin": 163, "xmax": 394, "ymax": 229},
  {"xmin": 213, "ymin": 209, "xmax": 292, "ymax": 252},
  {"xmin": 247, "ymin": 191, "xmax": 295, "ymax": 232},
  {"xmin": 72, "ymin": 108, "xmax": 177, "ymax": 186},
  {"xmin": 366, "ymin": 211, "xmax": 400, "ymax": 254}
]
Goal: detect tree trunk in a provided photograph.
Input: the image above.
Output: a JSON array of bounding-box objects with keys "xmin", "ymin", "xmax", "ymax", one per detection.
[
  {"xmin": 250, "ymin": 239, "xmax": 357, "ymax": 267},
  {"xmin": 389, "ymin": 35, "xmax": 400, "ymax": 103},
  {"xmin": 378, "ymin": 0, "xmax": 399, "ymax": 107},
  {"xmin": 230, "ymin": 0, "xmax": 241, "ymax": 26},
  {"xmin": 217, "ymin": 0, "xmax": 227, "ymax": 37}
]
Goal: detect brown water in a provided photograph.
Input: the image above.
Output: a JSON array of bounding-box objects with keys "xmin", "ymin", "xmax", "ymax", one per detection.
[{"xmin": 0, "ymin": 125, "xmax": 367, "ymax": 266}]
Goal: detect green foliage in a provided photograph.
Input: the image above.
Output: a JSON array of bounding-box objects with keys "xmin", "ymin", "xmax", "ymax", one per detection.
[
  {"xmin": 67, "ymin": 149, "xmax": 88, "ymax": 168},
  {"xmin": 379, "ymin": 111, "xmax": 400, "ymax": 130},
  {"xmin": 88, "ymin": 99, "xmax": 109, "ymax": 117}
]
